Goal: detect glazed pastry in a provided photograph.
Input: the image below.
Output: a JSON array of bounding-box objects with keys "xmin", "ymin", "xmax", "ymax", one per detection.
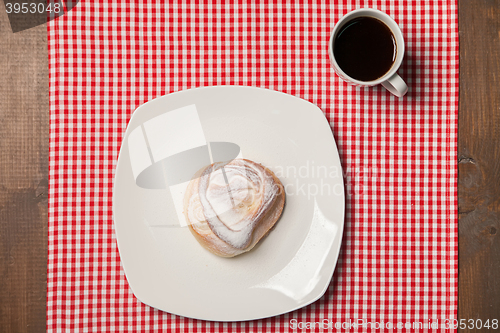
[{"xmin": 183, "ymin": 159, "xmax": 285, "ymax": 257}]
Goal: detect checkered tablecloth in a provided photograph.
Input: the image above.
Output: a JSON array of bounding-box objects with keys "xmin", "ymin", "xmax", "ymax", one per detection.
[{"xmin": 47, "ymin": 1, "xmax": 458, "ymax": 332}]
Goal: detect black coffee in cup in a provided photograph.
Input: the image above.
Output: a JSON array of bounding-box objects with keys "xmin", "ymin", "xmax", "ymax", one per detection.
[{"xmin": 333, "ymin": 16, "xmax": 396, "ymax": 81}]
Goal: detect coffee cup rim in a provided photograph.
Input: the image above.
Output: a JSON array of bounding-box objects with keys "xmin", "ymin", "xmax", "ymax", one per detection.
[{"xmin": 329, "ymin": 8, "xmax": 405, "ymax": 86}]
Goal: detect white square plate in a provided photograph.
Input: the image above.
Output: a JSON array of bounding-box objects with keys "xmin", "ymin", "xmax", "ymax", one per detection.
[{"xmin": 113, "ymin": 86, "xmax": 345, "ymax": 321}]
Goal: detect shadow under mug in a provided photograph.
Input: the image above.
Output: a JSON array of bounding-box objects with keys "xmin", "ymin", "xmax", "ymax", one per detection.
[{"xmin": 328, "ymin": 8, "xmax": 408, "ymax": 98}]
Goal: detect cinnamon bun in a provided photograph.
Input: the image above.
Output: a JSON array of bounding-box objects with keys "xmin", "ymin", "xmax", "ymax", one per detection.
[{"xmin": 183, "ymin": 159, "xmax": 285, "ymax": 257}]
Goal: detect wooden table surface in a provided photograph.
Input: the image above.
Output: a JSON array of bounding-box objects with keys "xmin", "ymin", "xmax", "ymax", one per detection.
[{"xmin": 0, "ymin": 1, "xmax": 498, "ymax": 332}]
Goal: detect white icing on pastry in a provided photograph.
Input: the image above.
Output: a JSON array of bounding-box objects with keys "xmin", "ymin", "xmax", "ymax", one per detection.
[{"xmin": 196, "ymin": 159, "xmax": 279, "ymax": 249}]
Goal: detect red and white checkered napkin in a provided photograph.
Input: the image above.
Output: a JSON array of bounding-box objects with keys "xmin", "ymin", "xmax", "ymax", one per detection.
[{"xmin": 48, "ymin": 0, "xmax": 458, "ymax": 332}]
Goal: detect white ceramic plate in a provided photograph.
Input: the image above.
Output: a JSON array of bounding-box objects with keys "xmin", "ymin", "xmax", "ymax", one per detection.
[{"xmin": 113, "ymin": 86, "xmax": 344, "ymax": 321}]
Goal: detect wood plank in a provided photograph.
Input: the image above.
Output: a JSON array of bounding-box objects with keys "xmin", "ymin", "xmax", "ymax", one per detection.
[
  {"xmin": 0, "ymin": 6, "xmax": 49, "ymax": 333},
  {"xmin": 458, "ymin": 0, "xmax": 500, "ymax": 330}
]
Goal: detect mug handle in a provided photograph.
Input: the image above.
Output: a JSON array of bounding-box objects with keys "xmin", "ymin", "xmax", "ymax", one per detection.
[{"xmin": 381, "ymin": 73, "xmax": 408, "ymax": 97}]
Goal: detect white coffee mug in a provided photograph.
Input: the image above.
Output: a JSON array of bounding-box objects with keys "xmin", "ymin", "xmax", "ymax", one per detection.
[{"xmin": 328, "ymin": 8, "xmax": 408, "ymax": 97}]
